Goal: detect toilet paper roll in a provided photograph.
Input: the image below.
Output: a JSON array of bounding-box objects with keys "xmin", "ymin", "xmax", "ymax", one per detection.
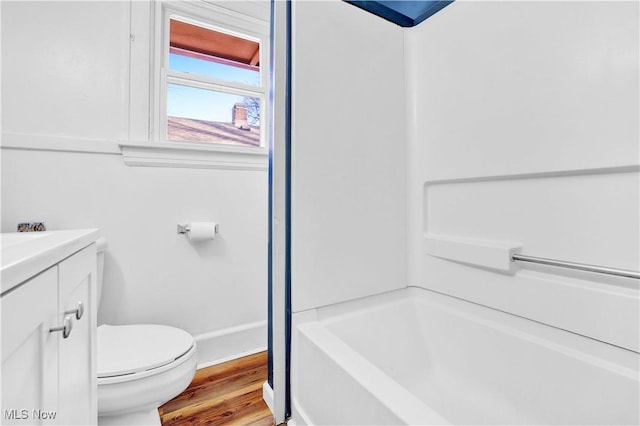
[{"xmin": 188, "ymin": 222, "xmax": 218, "ymax": 242}]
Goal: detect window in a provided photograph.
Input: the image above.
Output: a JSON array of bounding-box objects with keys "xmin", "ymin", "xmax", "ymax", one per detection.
[
  {"xmin": 156, "ymin": 2, "xmax": 269, "ymax": 150},
  {"xmin": 122, "ymin": 1, "xmax": 270, "ymax": 169}
]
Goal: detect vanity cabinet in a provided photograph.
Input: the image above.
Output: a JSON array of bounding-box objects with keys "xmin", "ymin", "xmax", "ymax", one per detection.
[
  {"xmin": 1, "ymin": 236, "xmax": 98, "ymax": 426},
  {"xmin": 1, "ymin": 268, "xmax": 59, "ymax": 425},
  {"xmin": 57, "ymin": 245, "xmax": 97, "ymax": 424}
]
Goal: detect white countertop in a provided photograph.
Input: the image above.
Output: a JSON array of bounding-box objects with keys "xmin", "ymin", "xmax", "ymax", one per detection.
[{"xmin": 1, "ymin": 229, "xmax": 100, "ymax": 295}]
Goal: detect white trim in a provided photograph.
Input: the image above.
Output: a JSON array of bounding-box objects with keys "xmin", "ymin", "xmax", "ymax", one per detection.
[
  {"xmin": 169, "ymin": 12, "xmax": 264, "ymax": 44},
  {"xmin": 262, "ymin": 381, "xmax": 275, "ymax": 415},
  {"xmin": 203, "ymin": 0, "xmax": 270, "ymax": 23},
  {"xmin": 129, "ymin": 1, "xmax": 152, "ymax": 142},
  {"xmin": 193, "ymin": 320, "xmax": 267, "ymax": 368},
  {"xmin": 0, "ymin": 133, "xmax": 268, "ymax": 171},
  {"xmin": 119, "ymin": 141, "xmax": 267, "ymax": 170},
  {"xmin": 1, "ymin": 132, "xmax": 120, "ymax": 155},
  {"xmin": 270, "ymin": 1, "xmax": 289, "ymax": 423},
  {"xmin": 198, "ymin": 347, "xmax": 267, "ymax": 370},
  {"xmin": 166, "ymin": 1, "xmax": 269, "ymax": 36},
  {"xmin": 167, "ymin": 72, "xmax": 263, "ymax": 96}
]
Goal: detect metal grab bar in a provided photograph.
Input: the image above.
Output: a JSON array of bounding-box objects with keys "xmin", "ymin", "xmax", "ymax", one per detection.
[{"xmin": 511, "ymin": 253, "xmax": 640, "ymax": 280}]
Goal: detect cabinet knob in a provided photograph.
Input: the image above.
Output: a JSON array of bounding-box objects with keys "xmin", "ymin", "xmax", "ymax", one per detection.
[
  {"xmin": 50, "ymin": 316, "xmax": 73, "ymax": 339},
  {"xmin": 65, "ymin": 301, "xmax": 84, "ymax": 320}
]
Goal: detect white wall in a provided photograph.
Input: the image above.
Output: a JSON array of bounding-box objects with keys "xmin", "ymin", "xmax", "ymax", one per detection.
[
  {"xmin": 1, "ymin": 1, "xmax": 269, "ymax": 365},
  {"xmin": 291, "ymin": 0, "xmax": 406, "ymax": 312},
  {"xmin": 1, "ymin": 1, "xmax": 129, "ymax": 141},
  {"xmin": 406, "ymin": 1, "xmax": 639, "ymax": 351}
]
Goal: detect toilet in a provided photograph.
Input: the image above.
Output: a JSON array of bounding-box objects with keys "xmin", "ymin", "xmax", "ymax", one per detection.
[{"xmin": 95, "ymin": 238, "xmax": 197, "ymax": 425}]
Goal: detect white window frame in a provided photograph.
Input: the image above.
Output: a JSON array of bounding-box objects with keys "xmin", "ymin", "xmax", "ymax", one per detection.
[{"xmin": 120, "ymin": 0, "xmax": 270, "ymax": 170}]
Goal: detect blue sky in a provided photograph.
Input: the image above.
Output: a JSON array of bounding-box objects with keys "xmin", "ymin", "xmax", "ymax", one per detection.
[{"xmin": 167, "ymin": 53, "xmax": 260, "ymax": 122}]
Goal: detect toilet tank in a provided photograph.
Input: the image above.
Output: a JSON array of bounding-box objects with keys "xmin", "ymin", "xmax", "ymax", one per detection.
[{"xmin": 95, "ymin": 237, "xmax": 107, "ymax": 308}]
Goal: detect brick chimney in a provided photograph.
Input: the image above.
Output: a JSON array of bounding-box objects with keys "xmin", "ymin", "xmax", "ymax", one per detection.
[{"xmin": 232, "ymin": 103, "xmax": 250, "ymax": 130}]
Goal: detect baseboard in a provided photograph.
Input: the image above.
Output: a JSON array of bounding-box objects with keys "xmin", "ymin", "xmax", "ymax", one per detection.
[
  {"xmin": 193, "ymin": 320, "xmax": 267, "ymax": 368},
  {"xmin": 262, "ymin": 381, "xmax": 275, "ymax": 415}
]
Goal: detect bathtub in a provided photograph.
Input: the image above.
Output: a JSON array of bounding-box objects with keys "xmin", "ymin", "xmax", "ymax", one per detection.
[{"xmin": 291, "ymin": 287, "xmax": 639, "ymax": 425}]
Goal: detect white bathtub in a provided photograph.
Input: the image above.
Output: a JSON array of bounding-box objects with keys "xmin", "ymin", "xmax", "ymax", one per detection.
[{"xmin": 291, "ymin": 287, "xmax": 639, "ymax": 425}]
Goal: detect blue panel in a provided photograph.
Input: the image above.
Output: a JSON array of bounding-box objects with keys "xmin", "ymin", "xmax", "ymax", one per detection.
[
  {"xmin": 267, "ymin": 0, "xmax": 274, "ymax": 390},
  {"xmin": 285, "ymin": 0, "xmax": 293, "ymax": 418},
  {"xmin": 345, "ymin": 0, "xmax": 453, "ymax": 27}
]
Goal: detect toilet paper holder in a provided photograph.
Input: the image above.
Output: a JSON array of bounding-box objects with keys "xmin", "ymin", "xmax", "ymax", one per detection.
[{"xmin": 177, "ymin": 223, "xmax": 220, "ymax": 235}]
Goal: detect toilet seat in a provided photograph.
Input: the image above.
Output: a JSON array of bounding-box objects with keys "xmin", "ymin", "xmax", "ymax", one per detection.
[{"xmin": 98, "ymin": 324, "xmax": 195, "ymax": 379}]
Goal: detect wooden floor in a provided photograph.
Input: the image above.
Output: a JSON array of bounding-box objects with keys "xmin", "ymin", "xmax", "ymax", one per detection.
[{"xmin": 159, "ymin": 351, "xmax": 275, "ymax": 426}]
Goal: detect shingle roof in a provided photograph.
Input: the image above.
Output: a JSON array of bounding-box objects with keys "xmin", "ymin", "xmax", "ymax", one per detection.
[{"xmin": 167, "ymin": 116, "xmax": 260, "ymax": 147}]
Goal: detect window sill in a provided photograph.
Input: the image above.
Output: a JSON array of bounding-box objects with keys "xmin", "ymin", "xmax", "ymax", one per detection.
[{"xmin": 118, "ymin": 141, "xmax": 268, "ymax": 171}]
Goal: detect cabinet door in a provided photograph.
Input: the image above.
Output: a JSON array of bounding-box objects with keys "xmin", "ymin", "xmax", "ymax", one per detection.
[
  {"xmin": 58, "ymin": 245, "xmax": 97, "ymax": 425},
  {"xmin": 1, "ymin": 267, "xmax": 59, "ymax": 425}
]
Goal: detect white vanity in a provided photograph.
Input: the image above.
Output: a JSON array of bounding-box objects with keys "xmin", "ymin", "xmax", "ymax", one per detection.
[{"xmin": 1, "ymin": 229, "xmax": 100, "ymax": 425}]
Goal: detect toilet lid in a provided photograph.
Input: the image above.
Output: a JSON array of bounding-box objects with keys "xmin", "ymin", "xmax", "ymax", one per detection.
[{"xmin": 97, "ymin": 324, "xmax": 195, "ymax": 378}]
